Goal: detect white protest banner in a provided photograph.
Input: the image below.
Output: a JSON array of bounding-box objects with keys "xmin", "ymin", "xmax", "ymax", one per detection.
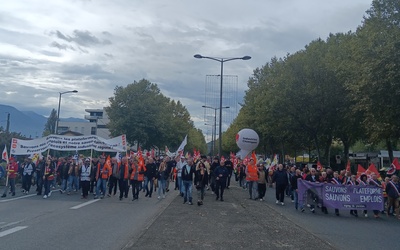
[{"xmin": 10, "ymin": 134, "xmax": 127, "ymax": 155}]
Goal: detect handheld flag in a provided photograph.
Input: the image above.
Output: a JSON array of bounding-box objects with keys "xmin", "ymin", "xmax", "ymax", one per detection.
[
  {"xmin": 2, "ymin": 145, "xmax": 9, "ymax": 164},
  {"xmin": 346, "ymin": 160, "xmax": 351, "ymax": 172},
  {"xmin": 392, "ymin": 158, "xmax": 400, "ymax": 170},
  {"xmin": 176, "ymin": 135, "xmax": 187, "ymax": 155}
]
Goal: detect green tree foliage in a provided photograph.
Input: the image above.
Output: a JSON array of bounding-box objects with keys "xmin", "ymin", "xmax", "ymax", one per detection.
[
  {"xmin": 225, "ymin": 0, "xmax": 400, "ymax": 166},
  {"xmin": 106, "ymin": 79, "xmax": 206, "ymax": 152},
  {"xmin": 43, "ymin": 109, "xmax": 57, "ymax": 136}
]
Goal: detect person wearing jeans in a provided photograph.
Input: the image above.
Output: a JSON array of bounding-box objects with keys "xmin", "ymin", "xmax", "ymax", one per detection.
[
  {"xmin": 157, "ymin": 160, "xmax": 168, "ymax": 199},
  {"xmin": 181, "ymin": 158, "xmax": 195, "ymax": 205},
  {"xmin": 272, "ymin": 164, "xmax": 289, "ymax": 205}
]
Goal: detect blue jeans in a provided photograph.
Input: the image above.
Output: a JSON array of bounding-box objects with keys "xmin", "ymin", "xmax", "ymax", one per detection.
[
  {"xmin": 9, "ymin": 178, "xmax": 16, "ymax": 194},
  {"xmin": 182, "ymin": 180, "xmax": 193, "ymax": 203},
  {"xmin": 96, "ymin": 178, "xmax": 107, "ymax": 197},
  {"xmin": 158, "ymin": 179, "xmax": 166, "ymax": 196},
  {"xmin": 293, "ymin": 190, "xmax": 299, "ymax": 209},
  {"xmin": 177, "ymin": 177, "xmax": 183, "ymax": 194},
  {"xmin": 67, "ymin": 176, "xmax": 79, "ymax": 192},
  {"xmin": 61, "ymin": 178, "xmax": 68, "ymax": 191},
  {"xmin": 144, "ymin": 177, "xmax": 154, "ymax": 196}
]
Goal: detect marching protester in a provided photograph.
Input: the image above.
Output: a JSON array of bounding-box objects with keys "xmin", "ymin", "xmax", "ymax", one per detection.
[
  {"xmin": 369, "ymin": 173, "xmax": 382, "ymax": 218},
  {"xmin": 157, "ymin": 159, "xmax": 168, "ymax": 199},
  {"xmin": 6, "ymin": 157, "xmax": 18, "ymax": 196},
  {"xmin": 385, "ymin": 175, "xmax": 400, "ymax": 219},
  {"xmin": 246, "ymin": 158, "xmax": 258, "ymax": 200},
  {"xmin": 224, "ymin": 157, "xmax": 233, "ymax": 189},
  {"xmin": 129, "ymin": 158, "xmax": 145, "ymax": 201},
  {"xmin": 290, "ymin": 168, "xmax": 302, "ymax": 210},
  {"xmin": 67, "ymin": 159, "xmax": 79, "ymax": 195},
  {"xmin": 237, "ymin": 159, "xmax": 246, "ymax": 189},
  {"xmin": 21, "ymin": 156, "xmax": 35, "ymax": 194},
  {"xmin": 58, "ymin": 157, "xmax": 69, "ymax": 194},
  {"xmin": 43, "ymin": 158, "xmax": 54, "ymax": 199},
  {"xmin": 304, "ymin": 168, "xmax": 319, "ymax": 213},
  {"xmin": 117, "ymin": 157, "xmax": 129, "ymax": 200},
  {"xmin": 175, "ymin": 155, "xmax": 185, "ymax": 193},
  {"xmin": 210, "ymin": 157, "xmax": 220, "ymax": 194},
  {"xmin": 90, "ymin": 157, "xmax": 99, "ymax": 194},
  {"xmin": 79, "ymin": 158, "xmax": 92, "ymax": 199},
  {"xmin": 330, "ymin": 171, "xmax": 342, "ymax": 216},
  {"xmin": 35, "ymin": 157, "xmax": 45, "ymax": 195},
  {"xmin": 165, "ymin": 156, "xmax": 176, "ymax": 193},
  {"xmin": 194, "ymin": 161, "xmax": 208, "ymax": 206},
  {"xmin": 144, "ymin": 157, "xmax": 157, "ymax": 198},
  {"xmin": 359, "ymin": 174, "xmax": 369, "ymax": 217},
  {"xmin": 181, "ymin": 158, "xmax": 195, "ymax": 205},
  {"xmin": 347, "ymin": 175, "xmax": 359, "ymax": 217},
  {"xmin": 95, "ymin": 156, "xmax": 110, "ymax": 199},
  {"xmin": 108, "ymin": 157, "xmax": 119, "ymax": 197},
  {"xmin": 257, "ymin": 161, "xmax": 268, "ymax": 201},
  {"xmin": 272, "ymin": 164, "xmax": 289, "ymax": 206},
  {"xmin": 214, "ymin": 159, "xmax": 229, "ymax": 202}
]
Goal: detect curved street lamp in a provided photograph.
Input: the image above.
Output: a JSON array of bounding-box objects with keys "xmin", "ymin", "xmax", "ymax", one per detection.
[
  {"xmin": 56, "ymin": 90, "xmax": 78, "ymax": 134},
  {"xmin": 195, "ymin": 54, "xmax": 251, "ymax": 156}
]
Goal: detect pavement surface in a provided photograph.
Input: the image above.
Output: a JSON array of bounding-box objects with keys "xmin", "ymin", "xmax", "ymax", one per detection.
[{"xmin": 123, "ymin": 185, "xmax": 335, "ymax": 250}]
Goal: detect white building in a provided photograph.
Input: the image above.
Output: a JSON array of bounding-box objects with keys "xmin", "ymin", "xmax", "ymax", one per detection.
[
  {"xmin": 84, "ymin": 108, "xmax": 111, "ymax": 139},
  {"xmin": 58, "ymin": 108, "xmax": 111, "ymax": 139}
]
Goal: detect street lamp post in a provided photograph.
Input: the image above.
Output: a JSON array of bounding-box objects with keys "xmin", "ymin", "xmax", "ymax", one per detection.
[
  {"xmin": 5, "ymin": 112, "xmax": 10, "ymax": 133},
  {"xmin": 202, "ymin": 105, "xmax": 229, "ymax": 156},
  {"xmin": 56, "ymin": 90, "xmax": 78, "ymax": 134},
  {"xmin": 195, "ymin": 54, "xmax": 251, "ymax": 156}
]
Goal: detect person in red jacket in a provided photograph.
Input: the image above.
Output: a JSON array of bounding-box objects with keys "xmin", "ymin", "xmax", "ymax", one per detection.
[
  {"xmin": 7, "ymin": 157, "xmax": 18, "ymax": 196},
  {"xmin": 95, "ymin": 156, "xmax": 111, "ymax": 199},
  {"xmin": 130, "ymin": 158, "xmax": 146, "ymax": 201}
]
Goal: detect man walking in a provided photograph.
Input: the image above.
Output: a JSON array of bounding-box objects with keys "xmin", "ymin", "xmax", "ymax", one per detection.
[{"xmin": 181, "ymin": 158, "xmax": 195, "ymax": 205}]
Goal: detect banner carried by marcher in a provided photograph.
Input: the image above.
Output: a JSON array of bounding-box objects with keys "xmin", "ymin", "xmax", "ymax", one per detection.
[
  {"xmin": 297, "ymin": 179, "xmax": 383, "ymax": 211},
  {"xmin": 10, "ymin": 134, "xmax": 127, "ymax": 155}
]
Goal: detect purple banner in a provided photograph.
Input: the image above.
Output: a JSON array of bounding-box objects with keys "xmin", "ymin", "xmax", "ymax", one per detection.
[{"xmin": 298, "ymin": 179, "xmax": 384, "ymax": 210}]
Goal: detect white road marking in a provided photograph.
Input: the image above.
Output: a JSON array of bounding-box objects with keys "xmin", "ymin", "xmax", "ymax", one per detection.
[
  {"xmin": 0, "ymin": 226, "xmax": 28, "ymax": 238},
  {"xmin": 70, "ymin": 199, "xmax": 100, "ymax": 209},
  {"xmin": 0, "ymin": 194, "xmax": 36, "ymax": 203}
]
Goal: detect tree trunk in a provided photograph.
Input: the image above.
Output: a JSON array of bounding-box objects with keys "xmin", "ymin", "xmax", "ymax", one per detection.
[{"xmin": 386, "ymin": 138, "xmax": 394, "ymax": 163}]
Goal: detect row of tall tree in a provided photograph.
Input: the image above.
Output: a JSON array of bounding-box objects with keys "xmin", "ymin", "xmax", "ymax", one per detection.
[{"xmin": 222, "ymin": 0, "xmax": 400, "ymax": 166}]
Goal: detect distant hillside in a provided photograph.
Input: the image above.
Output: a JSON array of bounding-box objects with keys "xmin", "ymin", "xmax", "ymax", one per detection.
[{"xmin": 0, "ymin": 104, "xmax": 86, "ymax": 138}]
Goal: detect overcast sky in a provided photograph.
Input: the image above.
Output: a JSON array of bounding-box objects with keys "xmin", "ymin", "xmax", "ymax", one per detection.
[{"xmin": 0, "ymin": 0, "xmax": 372, "ymax": 137}]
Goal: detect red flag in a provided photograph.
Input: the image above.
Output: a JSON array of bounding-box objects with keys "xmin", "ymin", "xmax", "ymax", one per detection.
[
  {"xmin": 251, "ymin": 151, "xmax": 257, "ymax": 164},
  {"xmin": 346, "ymin": 160, "xmax": 351, "ymax": 172},
  {"xmin": 2, "ymin": 145, "xmax": 9, "ymax": 164},
  {"xmin": 317, "ymin": 161, "xmax": 323, "ymax": 171},
  {"xmin": 365, "ymin": 163, "xmax": 380, "ymax": 179},
  {"xmin": 392, "ymin": 158, "xmax": 400, "ymax": 170},
  {"xmin": 356, "ymin": 164, "xmax": 366, "ymax": 179},
  {"xmin": 105, "ymin": 155, "xmax": 112, "ymax": 169}
]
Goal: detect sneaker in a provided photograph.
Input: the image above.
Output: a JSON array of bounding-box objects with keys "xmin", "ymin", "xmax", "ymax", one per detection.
[
  {"xmin": 364, "ymin": 214, "xmax": 368, "ymax": 218},
  {"xmin": 276, "ymin": 200, "xmax": 279, "ymax": 204},
  {"xmin": 162, "ymin": 195, "xmax": 165, "ymax": 199},
  {"xmin": 183, "ymin": 201, "xmax": 187, "ymax": 204},
  {"xmin": 311, "ymin": 208, "xmax": 315, "ymax": 213},
  {"xmin": 60, "ymin": 190, "xmax": 64, "ymax": 194},
  {"xmin": 22, "ymin": 190, "xmax": 26, "ymax": 193},
  {"xmin": 107, "ymin": 194, "xmax": 111, "ymax": 197},
  {"xmin": 25, "ymin": 191, "xmax": 29, "ymax": 195},
  {"xmin": 291, "ymin": 200, "xmax": 294, "ymax": 203},
  {"xmin": 94, "ymin": 196, "xmax": 98, "ymax": 199},
  {"xmin": 281, "ymin": 202, "xmax": 284, "ymax": 206},
  {"xmin": 188, "ymin": 202, "xmax": 193, "ymax": 205},
  {"xmin": 48, "ymin": 191, "xmax": 51, "ymax": 197},
  {"xmin": 197, "ymin": 201, "xmax": 201, "ymax": 206},
  {"xmin": 260, "ymin": 199, "xmax": 263, "ymax": 201},
  {"xmin": 301, "ymin": 208, "xmax": 305, "ymax": 212},
  {"xmin": 158, "ymin": 196, "xmax": 161, "ymax": 199},
  {"xmin": 43, "ymin": 195, "xmax": 48, "ymax": 199}
]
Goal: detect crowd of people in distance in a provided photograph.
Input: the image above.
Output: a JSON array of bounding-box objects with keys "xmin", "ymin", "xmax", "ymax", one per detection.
[{"xmin": 2, "ymin": 152, "xmax": 400, "ymax": 221}]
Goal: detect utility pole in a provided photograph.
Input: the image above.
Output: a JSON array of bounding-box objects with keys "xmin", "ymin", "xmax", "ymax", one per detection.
[{"xmin": 5, "ymin": 112, "xmax": 10, "ymax": 133}]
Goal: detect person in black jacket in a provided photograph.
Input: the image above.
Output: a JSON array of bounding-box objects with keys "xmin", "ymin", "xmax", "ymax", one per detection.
[
  {"xmin": 181, "ymin": 158, "xmax": 196, "ymax": 205},
  {"xmin": 144, "ymin": 157, "xmax": 157, "ymax": 198},
  {"xmin": 194, "ymin": 162, "xmax": 208, "ymax": 206},
  {"xmin": 214, "ymin": 160, "xmax": 229, "ymax": 201},
  {"xmin": 291, "ymin": 169, "xmax": 303, "ymax": 210},
  {"xmin": 224, "ymin": 158, "xmax": 233, "ymax": 189},
  {"xmin": 58, "ymin": 158, "xmax": 69, "ymax": 194},
  {"xmin": 272, "ymin": 164, "xmax": 289, "ymax": 205}
]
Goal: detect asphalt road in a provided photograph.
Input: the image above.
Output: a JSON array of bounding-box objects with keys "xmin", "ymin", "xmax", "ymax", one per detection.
[
  {"xmin": 1, "ymin": 179, "xmax": 398, "ymax": 250},
  {"xmin": 0, "ymin": 184, "xmax": 175, "ymax": 250}
]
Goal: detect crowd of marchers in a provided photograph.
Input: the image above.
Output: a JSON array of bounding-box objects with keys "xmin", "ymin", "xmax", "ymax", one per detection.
[{"xmin": 1, "ymin": 153, "xmax": 399, "ymax": 221}]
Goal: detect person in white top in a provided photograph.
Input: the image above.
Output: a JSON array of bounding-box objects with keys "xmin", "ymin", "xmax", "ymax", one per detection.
[{"xmin": 175, "ymin": 156, "xmax": 186, "ymax": 197}]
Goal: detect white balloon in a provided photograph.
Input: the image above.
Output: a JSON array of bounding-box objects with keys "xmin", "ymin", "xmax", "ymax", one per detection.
[{"xmin": 236, "ymin": 129, "xmax": 259, "ymax": 152}]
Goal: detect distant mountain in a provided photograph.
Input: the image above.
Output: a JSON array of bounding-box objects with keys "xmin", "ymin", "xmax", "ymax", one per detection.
[{"xmin": 0, "ymin": 104, "xmax": 86, "ymax": 138}]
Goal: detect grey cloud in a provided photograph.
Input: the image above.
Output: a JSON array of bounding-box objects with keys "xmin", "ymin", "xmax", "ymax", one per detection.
[
  {"xmin": 50, "ymin": 29, "xmax": 112, "ymax": 47},
  {"xmin": 49, "ymin": 41, "xmax": 76, "ymax": 51},
  {"xmin": 104, "ymin": 53, "xmax": 113, "ymax": 58},
  {"xmin": 40, "ymin": 50, "xmax": 62, "ymax": 57}
]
